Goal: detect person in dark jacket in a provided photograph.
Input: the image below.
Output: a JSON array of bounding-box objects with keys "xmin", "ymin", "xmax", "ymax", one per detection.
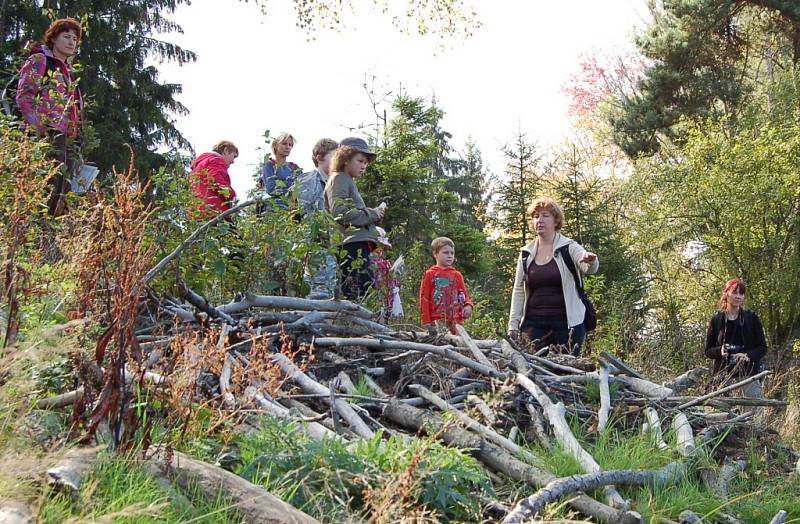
[
  {"xmin": 704, "ymin": 278, "xmax": 767, "ymax": 399},
  {"xmin": 15, "ymin": 17, "xmax": 84, "ymax": 216}
]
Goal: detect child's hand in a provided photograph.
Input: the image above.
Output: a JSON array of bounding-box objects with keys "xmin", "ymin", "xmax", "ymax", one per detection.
[{"xmin": 463, "ymin": 305, "xmax": 473, "ymax": 319}]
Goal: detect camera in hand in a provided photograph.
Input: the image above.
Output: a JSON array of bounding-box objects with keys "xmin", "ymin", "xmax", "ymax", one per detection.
[{"xmin": 725, "ymin": 344, "xmax": 746, "ymax": 355}]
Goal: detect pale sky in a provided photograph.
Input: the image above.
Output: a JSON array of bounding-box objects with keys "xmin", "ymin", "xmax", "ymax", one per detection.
[{"xmin": 158, "ymin": 0, "xmax": 649, "ymax": 199}]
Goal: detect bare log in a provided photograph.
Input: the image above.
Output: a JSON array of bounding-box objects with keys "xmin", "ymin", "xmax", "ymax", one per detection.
[
  {"xmin": 769, "ymin": 510, "xmax": 788, "ymax": 524},
  {"xmin": 643, "ymin": 408, "xmax": 669, "ymax": 450},
  {"xmin": 271, "ymin": 353, "xmax": 375, "ymax": 440},
  {"xmin": 517, "ymin": 373, "xmax": 627, "ymax": 509},
  {"xmin": 335, "ymin": 372, "xmax": 358, "ymax": 395},
  {"xmin": 708, "ymin": 459, "xmax": 746, "ymax": 499},
  {"xmin": 664, "ymin": 367, "xmax": 707, "ymax": 393},
  {"xmin": 466, "ymin": 394, "xmax": 498, "ymax": 426},
  {"xmin": 312, "ymin": 337, "xmax": 508, "ymax": 380},
  {"xmin": 219, "ymin": 293, "xmax": 374, "ymax": 320},
  {"xmin": 503, "ymin": 462, "xmax": 686, "ymax": 523},
  {"xmin": 526, "ymin": 403, "xmax": 555, "ymax": 452},
  {"xmin": 455, "ymin": 324, "xmax": 496, "ymax": 370},
  {"xmin": 36, "ymin": 387, "xmax": 84, "ymax": 409},
  {"xmin": 248, "ymin": 389, "xmax": 339, "ymax": 442},
  {"xmin": 674, "ymin": 370, "xmax": 771, "ymax": 410},
  {"xmin": 599, "ymin": 351, "xmax": 644, "ymax": 379},
  {"xmin": 155, "ymin": 449, "xmax": 320, "ymax": 524},
  {"xmin": 361, "ymin": 373, "xmax": 387, "ymax": 398},
  {"xmin": 381, "ymin": 400, "xmax": 642, "ymax": 524},
  {"xmin": 0, "ymin": 502, "xmax": 33, "ymax": 524},
  {"xmin": 179, "ymin": 281, "xmax": 238, "ymax": 325},
  {"xmin": 46, "ymin": 445, "xmax": 105, "ymax": 496},
  {"xmin": 408, "ymin": 384, "xmax": 537, "ymax": 463},
  {"xmin": 672, "ymin": 413, "xmax": 696, "ymax": 457},
  {"xmin": 597, "ymin": 365, "xmax": 612, "ymax": 433},
  {"xmin": 499, "ymin": 339, "xmax": 529, "ymax": 373}
]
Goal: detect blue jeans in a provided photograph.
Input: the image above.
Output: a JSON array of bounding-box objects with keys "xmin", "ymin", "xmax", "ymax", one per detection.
[{"xmin": 520, "ymin": 315, "xmax": 586, "ymax": 356}]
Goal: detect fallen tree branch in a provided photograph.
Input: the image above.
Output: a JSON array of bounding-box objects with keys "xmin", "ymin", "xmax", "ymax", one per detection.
[
  {"xmin": 219, "ymin": 293, "xmax": 374, "ymax": 320},
  {"xmin": 312, "ymin": 337, "xmax": 508, "ymax": 380},
  {"xmin": 155, "ymin": 448, "xmax": 321, "ymax": 524},
  {"xmin": 503, "ymin": 462, "xmax": 686, "ymax": 523},
  {"xmin": 597, "ymin": 365, "xmax": 612, "ymax": 433},
  {"xmin": 455, "ymin": 324, "xmax": 496, "ymax": 370},
  {"xmin": 674, "ymin": 370, "xmax": 771, "ymax": 411}
]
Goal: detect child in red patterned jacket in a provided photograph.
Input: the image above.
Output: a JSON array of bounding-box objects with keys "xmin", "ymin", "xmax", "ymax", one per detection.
[{"xmin": 419, "ymin": 237, "xmax": 474, "ymax": 334}]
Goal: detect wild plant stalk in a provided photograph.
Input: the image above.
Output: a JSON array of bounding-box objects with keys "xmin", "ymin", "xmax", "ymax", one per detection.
[{"xmin": 0, "ymin": 128, "xmax": 55, "ymax": 349}]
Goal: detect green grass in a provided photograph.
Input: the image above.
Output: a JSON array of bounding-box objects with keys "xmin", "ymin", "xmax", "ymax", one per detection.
[
  {"xmin": 233, "ymin": 417, "xmax": 494, "ymax": 523},
  {"xmin": 38, "ymin": 454, "xmax": 242, "ymax": 523}
]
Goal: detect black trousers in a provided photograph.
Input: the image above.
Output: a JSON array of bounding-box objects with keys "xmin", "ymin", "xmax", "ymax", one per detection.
[
  {"xmin": 339, "ymin": 241, "xmax": 374, "ymax": 301},
  {"xmin": 47, "ymin": 132, "xmax": 77, "ymax": 216}
]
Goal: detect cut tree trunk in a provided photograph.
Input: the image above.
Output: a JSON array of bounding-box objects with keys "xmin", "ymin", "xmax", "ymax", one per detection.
[{"xmin": 155, "ymin": 449, "xmax": 321, "ymax": 524}]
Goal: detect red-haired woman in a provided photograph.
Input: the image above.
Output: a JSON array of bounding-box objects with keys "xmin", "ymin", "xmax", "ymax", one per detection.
[
  {"xmin": 15, "ymin": 17, "xmax": 84, "ymax": 215},
  {"xmin": 704, "ymin": 278, "xmax": 767, "ymax": 398}
]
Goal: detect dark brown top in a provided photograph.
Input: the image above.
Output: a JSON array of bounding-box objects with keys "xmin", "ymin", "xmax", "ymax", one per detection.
[{"xmin": 524, "ymin": 258, "xmax": 567, "ymax": 320}]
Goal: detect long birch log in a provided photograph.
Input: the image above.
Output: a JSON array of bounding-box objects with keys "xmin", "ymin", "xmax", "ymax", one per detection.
[
  {"xmin": 381, "ymin": 400, "xmax": 642, "ymax": 524},
  {"xmin": 219, "ymin": 293, "xmax": 374, "ymax": 319},
  {"xmin": 46, "ymin": 445, "xmax": 105, "ymax": 496},
  {"xmin": 455, "ymin": 324, "xmax": 496, "ymax": 370},
  {"xmin": 155, "ymin": 449, "xmax": 321, "ymax": 524},
  {"xmin": 643, "ymin": 408, "xmax": 669, "ymax": 450},
  {"xmin": 503, "ymin": 462, "xmax": 686, "ymax": 523},
  {"xmin": 248, "ymin": 389, "xmax": 338, "ymax": 442},
  {"xmin": 672, "ymin": 413, "xmax": 696, "ymax": 457},
  {"xmin": 271, "ymin": 353, "xmax": 375, "ymax": 439},
  {"xmin": 499, "ymin": 339, "xmax": 529, "ymax": 373},
  {"xmin": 312, "ymin": 337, "xmax": 508, "ymax": 379},
  {"xmin": 517, "ymin": 373, "xmax": 628, "ymax": 509},
  {"xmin": 674, "ymin": 370, "xmax": 771, "ymax": 410},
  {"xmin": 597, "ymin": 365, "xmax": 612, "ymax": 433},
  {"xmin": 408, "ymin": 384, "xmax": 538, "ymax": 463}
]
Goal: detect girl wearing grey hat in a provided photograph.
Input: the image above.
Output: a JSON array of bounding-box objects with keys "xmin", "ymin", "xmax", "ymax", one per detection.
[{"xmin": 324, "ymin": 137, "xmax": 386, "ymax": 300}]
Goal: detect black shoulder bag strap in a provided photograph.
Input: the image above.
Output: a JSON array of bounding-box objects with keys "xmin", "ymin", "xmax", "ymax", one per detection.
[{"xmin": 557, "ymin": 244, "xmax": 585, "ymax": 297}]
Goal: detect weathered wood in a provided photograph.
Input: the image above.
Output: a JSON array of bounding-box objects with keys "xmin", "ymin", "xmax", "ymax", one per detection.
[
  {"xmin": 455, "ymin": 324, "xmax": 496, "ymax": 370},
  {"xmin": 335, "ymin": 372, "xmax": 358, "ymax": 395},
  {"xmin": 180, "ymin": 282, "xmax": 238, "ymax": 325},
  {"xmin": 499, "ymin": 339, "xmax": 529, "ymax": 373},
  {"xmin": 708, "ymin": 459, "xmax": 746, "ymax": 499},
  {"xmin": 516, "ymin": 373, "xmax": 628, "ymax": 509},
  {"xmin": 46, "ymin": 445, "xmax": 105, "ymax": 496},
  {"xmin": 769, "ymin": 510, "xmax": 788, "ymax": 524},
  {"xmin": 248, "ymin": 389, "xmax": 339, "ymax": 442},
  {"xmin": 643, "ymin": 408, "xmax": 669, "ymax": 450},
  {"xmin": 503, "ymin": 462, "xmax": 686, "ymax": 523},
  {"xmin": 155, "ymin": 449, "xmax": 321, "ymax": 524},
  {"xmin": 672, "ymin": 413, "xmax": 696, "ymax": 457},
  {"xmin": 271, "ymin": 353, "xmax": 375, "ymax": 440},
  {"xmin": 312, "ymin": 337, "xmax": 508, "ymax": 379},
  {"xmin": 381, "ymin": 400, "xmax": 642, "ymax": 524},
  {"xmin": 674, "ymin": 370, "xmax": 771, "ymax": 410},
  {"xmin": 466, "ymin": 394, "xmax": 497, "ymax": 426},
  {"xmin": 597, "ymin": 365, "xmax": 612, "ymax": 433},
  {"xmin": 664, "ymin": 367, "xmax": 707, "ymax": 393},
  {"xmin": 362, "ymin": 373, "xmax": 388, "ymax": 398},
  {"xmin": 36, "ymin": 387, "xmax": 84, "ymax": 409},
  {"xmin": 526, "ymin": 403, "xmax": 555, "ymax": 452},
  {"xmin": 408, "ymin": 384, "xmax": 537, "ymax": 463},
  {"xmin": 599, "ymin": 351, "xmax": 644, "ymax": 379},
  {"xmin": 0, "ymin": 502, "xmax": 33, "ymax": 524},
  {"xmin": 219, "ymin": 293, "xmax": 374, "ymax": 319}
]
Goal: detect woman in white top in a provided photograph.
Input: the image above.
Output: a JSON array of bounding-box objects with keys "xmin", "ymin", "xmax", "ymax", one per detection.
[{"xmin": 507, "ymin": 196, "xmax": 598, "ymax": 356}]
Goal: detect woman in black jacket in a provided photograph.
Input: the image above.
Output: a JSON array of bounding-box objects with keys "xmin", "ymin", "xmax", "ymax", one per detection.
[{"xmin": 704, "ymin": 278, "xmax": 767, "ymax": 398}]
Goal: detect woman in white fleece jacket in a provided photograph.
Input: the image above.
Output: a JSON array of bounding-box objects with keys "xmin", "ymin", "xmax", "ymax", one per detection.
[{"xmin": 507, "ymin": 196, "xmax": 598, "ymax": 356}]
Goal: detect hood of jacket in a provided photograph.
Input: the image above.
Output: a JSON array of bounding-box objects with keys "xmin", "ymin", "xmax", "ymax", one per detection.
[
  {"xmin": 520, "ymin": 233, "xmax": 573, "ymax": 256},
  {"xmin": 191, "ymin": 152, "xmax": 225, "ymax": 170}
]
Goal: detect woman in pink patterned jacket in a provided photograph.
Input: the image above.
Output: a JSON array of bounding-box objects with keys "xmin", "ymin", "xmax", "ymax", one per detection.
[{"xmin": 15, "ymin": 17, "xmax": 84, "ymax": 215}]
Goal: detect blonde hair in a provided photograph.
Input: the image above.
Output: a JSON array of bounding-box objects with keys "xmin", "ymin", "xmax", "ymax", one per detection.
[
  {"xmin": 212, "ymin": 140, "xmax": 238, "ymax": 155},
  {"xmin": 271, "ymin": 132, "xmax": 295, "ymax": 156},
  {"xmin": 527, "ymin": 196, "xmax": 564, "ymax": 231},
  {"xmin": 312, "ymin": 138, "xmax": 338, "ymax": 166},
  {"xmin": 431, "ymin": 237, "xmax": 455, "ymax": 255}
]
